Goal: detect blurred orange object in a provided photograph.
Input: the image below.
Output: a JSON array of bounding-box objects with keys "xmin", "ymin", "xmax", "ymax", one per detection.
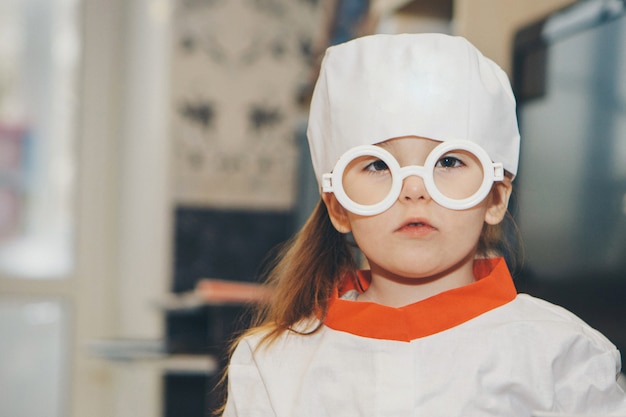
[{"xmin": 195, "ymin": 279, "xmax": 272, "ymax": 304}]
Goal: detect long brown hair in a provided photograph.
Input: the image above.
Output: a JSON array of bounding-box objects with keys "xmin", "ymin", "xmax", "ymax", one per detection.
[
  {"xmin": 212, "ymin": 200, "xmax": 355, "ymax": 415},
  {"xmin": 248, "ymin": 199, "xmax": 356, "ymax": 342},
  {"xmin": 478, "ymin": 177, "xmax": 524, "ymax": 274}
]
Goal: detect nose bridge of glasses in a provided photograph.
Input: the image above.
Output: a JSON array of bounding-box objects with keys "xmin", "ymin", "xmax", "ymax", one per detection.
[{"xmin": 398, "ymin": 165, "xmax": 429, "ymax": 182}]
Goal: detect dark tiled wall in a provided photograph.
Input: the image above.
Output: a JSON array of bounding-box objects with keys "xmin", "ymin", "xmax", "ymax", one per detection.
[
  {"xmin": 172, "ymin": 207, "xmax": 295, "ymax": 292},
  {"xmin": 167, "ymin": 207, "xmax": 295, "ymax": 354},
  {"xmin": 165, "ymin": 207, "xmax": 297, "ymax": 415}
]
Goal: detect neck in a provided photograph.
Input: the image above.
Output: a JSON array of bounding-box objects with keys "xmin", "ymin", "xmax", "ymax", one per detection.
[{"xmin": 357, "ymin": 253, "xmax": 477, "ymax": 307}]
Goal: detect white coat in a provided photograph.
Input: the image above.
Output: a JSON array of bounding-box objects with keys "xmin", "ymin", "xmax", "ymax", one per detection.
[{"xmin": 224, "ymin": 258, "xmax": 626, "ymax": 416}]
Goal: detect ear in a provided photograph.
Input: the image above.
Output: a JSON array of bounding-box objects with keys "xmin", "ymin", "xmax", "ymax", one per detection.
[
  {"xmin": 484, "ymin": 179, "xmax": 513, "ymax": 225},
  {"xmin": 322, "ymin": 193, "xmax": 352, "ymax": 234}
]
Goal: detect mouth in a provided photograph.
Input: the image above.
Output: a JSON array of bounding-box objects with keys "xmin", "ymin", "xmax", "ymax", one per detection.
[
  {"xmin": 406, "ymin": 221, "xmax": 428, "ymax": 227},
  {"xmin": 396, "ymin": 218, "xmax": 436, "ymax": 233}
]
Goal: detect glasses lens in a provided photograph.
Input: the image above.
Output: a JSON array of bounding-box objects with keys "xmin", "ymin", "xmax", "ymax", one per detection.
[
  {"xmin": 431, "ymin": 149, "xmax": 485, "ymax": 200},
  {"xmin": 342, "ymin": 155, "xmax": 393, "ymax": 206}
]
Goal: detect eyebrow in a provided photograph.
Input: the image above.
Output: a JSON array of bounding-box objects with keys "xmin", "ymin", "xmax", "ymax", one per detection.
[{"xmin": 376, "ymin": 141, "xmax": 396, "ymax": 151}]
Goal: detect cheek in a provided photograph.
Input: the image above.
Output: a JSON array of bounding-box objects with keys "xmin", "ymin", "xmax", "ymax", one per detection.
[
  {"xmin": 452, "ymin": 207, "xmax": 489, "ymax": 244},
  {"xmin": 347, "ymin": 216, "xmax": 386, "ymax": 255}
]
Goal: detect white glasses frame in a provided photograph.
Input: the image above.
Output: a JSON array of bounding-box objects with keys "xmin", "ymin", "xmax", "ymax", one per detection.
[{"xmin": 322, "ymin": 140, "xmax": 505, "ymax": 215}]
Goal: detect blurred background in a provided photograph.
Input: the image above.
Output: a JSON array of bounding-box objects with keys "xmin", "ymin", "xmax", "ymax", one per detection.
[{"xmin": 0, "ymin": 0, "xmax": 624, "ymax": 416}]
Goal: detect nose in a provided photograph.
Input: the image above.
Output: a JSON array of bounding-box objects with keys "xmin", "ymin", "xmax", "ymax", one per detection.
[{"xmin": 400, "ymin": 174, "xmax": 430, "ymax": 202}]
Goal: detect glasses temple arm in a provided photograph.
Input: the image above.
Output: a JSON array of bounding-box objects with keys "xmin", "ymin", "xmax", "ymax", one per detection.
[{"xmin": 493, "ymin": 163, "xmax": 504, "ymax": 181}]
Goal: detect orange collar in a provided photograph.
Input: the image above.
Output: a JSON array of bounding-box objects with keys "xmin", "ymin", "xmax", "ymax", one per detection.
[{"xmin": 324, "ymin": 257, "xmax": 517, "ymax": 341}]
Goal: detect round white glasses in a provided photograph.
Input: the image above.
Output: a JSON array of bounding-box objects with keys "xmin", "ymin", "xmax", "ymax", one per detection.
[{"xmin": 322, "ymin": 141, "xmax": 504, "ymax": 216}]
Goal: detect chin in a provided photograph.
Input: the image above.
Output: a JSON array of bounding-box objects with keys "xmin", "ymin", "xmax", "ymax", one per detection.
[{"xmin": 379, "ymin": 263, "xmax": 447, "ymax": 282}]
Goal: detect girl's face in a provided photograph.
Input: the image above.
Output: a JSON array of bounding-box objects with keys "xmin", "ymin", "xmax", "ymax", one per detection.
[{"xmin": 323, "ymin": 136, "xmax": 512, "ymax": 298}]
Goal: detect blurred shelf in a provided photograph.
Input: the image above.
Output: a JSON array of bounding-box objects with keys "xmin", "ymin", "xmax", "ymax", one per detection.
[{"xmin": 87, "ymin": 339, "xmax": 219, "ymax": 375}]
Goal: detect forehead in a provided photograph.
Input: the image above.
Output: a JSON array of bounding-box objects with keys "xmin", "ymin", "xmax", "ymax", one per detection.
[
  {"xmin": 376, "ymin": 136, "xmax": 441, "ymax": 160},
  {"xmin": 376, "ymin": 135, "xmax": 440, "ymax": 147}
]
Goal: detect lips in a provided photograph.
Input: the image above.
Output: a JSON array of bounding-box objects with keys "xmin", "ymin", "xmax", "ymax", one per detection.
[{"xmin": 396, "ymin": 218, "xmax": 437, "ymax": 233}]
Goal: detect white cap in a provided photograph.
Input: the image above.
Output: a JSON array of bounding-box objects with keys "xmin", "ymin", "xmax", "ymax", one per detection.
[{"xmin": 307, "ymin": 33, "xmax": 520, "ymax": 186}]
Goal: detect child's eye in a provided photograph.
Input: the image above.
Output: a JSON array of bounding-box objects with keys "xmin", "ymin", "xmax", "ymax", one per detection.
[
  {"xmin": 365, "ymin": 159, "xmax": 389, "ymax": 172},
  {"xmin": 436, "ymin": 156, "xmax": 464, "ymax": 168}
]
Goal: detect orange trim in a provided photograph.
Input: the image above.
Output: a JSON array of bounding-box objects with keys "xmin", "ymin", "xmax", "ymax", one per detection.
[{"xmin": 324, "ymin": 258, "xmax": 517, "ymax": 341}]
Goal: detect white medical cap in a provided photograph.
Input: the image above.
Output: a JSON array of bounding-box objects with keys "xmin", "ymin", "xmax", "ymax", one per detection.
[{"xmin": 307, "ymin": 33, "xmax": 520, "ymax": 186}]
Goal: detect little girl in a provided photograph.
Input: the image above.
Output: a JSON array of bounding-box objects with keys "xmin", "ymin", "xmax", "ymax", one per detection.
[{"xmin": 221, "ymin": 33, "xmax": 626, "ymax": 416}]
